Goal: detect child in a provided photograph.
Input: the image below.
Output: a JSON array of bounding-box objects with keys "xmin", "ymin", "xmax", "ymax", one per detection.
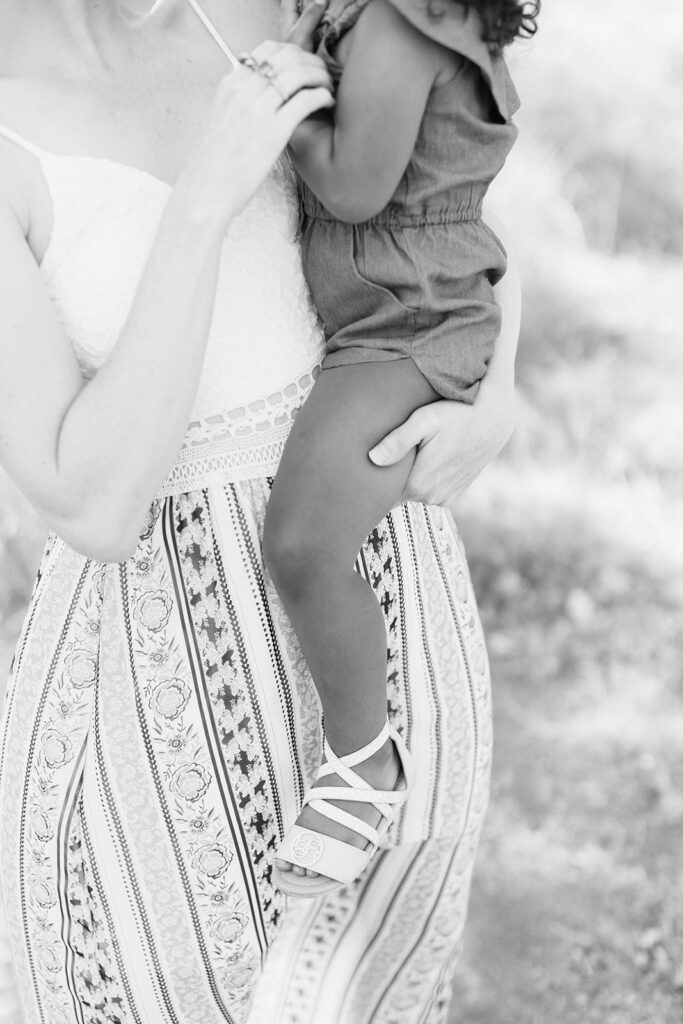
[{"xmin": 263, "ymin": 0, "xmax": 537, "ymax": 896}]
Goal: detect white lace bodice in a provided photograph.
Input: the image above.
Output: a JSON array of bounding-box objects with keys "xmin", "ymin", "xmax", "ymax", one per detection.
[
  {"xmin": 0, "ymin": 0, "xmax": 327, "ymax": 494},
  {"xmin": 35, "ymin": 150, "xmax": 324, "ymax": 493}
]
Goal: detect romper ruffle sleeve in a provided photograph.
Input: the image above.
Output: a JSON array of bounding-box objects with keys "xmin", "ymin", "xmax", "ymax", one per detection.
[{"xmin": 316, "ymin": 0, "xmax": 520, "ymax": 122}]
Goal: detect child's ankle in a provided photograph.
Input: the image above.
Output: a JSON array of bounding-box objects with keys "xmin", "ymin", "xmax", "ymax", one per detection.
[{"xmin": 325, "ymin": 723, "xmax": 390, "ymax": 760}]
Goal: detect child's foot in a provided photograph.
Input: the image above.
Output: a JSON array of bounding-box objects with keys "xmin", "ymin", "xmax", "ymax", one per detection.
[{"xmin": 274, "ymin": 735, "xmax": 402, "ymax": 882}]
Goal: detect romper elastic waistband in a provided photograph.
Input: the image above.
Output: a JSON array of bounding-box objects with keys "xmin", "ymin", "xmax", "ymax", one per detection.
[{"xmin": 300, "ymin": 200, "xmax": 483, "ymax": 227}]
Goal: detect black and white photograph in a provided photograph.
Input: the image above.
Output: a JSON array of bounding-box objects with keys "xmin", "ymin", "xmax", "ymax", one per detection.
[{"xmin": 0, "ymin": 0, "xmax": 681, "ymax": 1022}]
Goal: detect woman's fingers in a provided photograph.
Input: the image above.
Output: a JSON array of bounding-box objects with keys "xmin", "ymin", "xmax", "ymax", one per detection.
[
  {"xmin": 277, "ymin": 84, "xmax": 334, "ymax": 132},
  {"xmin": 225, "ymin": 65, "xmax": 282, "ymax": 113},
  {"xmin": 241, "ymin": 40, "xmax": 333, "ymax": 109},
  {"xmin": 279, "ymin": 0, "xmax": 301, "ymax": 39},
  {"xmin": 386, "ymin": 397, "xmax": 517, "ymax": 507},
  {"xmin": 182, "ymin": 46, "xmax": 332, "ymax": 225},
  {"xmin": 249, "ymin": 38, "xmax": 282, "ymax": 61},
  {"xmin": 250, "ymin": 41, "xmax": 330, "ymax": 76},
  {"xmin": 285, "ymin": 0, "xmax": 330, "ymax": 50},
  {"xmin": 368, "ymin": 405, "xmax": 438, "ymax": 467},
  {"xmin": 274, "ymin": 63, "xmax": 333, "ymax": 101}
]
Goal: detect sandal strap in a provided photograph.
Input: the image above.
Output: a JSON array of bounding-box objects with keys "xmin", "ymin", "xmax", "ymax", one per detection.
[
  {"xmin": 306, "ymin": 798, "xmax": 380, "ymax": 846},
  {"xmin": 275, "ymin": 724, "xmax": 416, "ymax": 885},
  {"xmin": 277, "ymin": 825, "xmax": 376, "ymax": 884},
  {"xmin": 301, "ymin": 723, "xmax": 413, "ymax": 836},
  {"xmin": 316, "ymin": 757, "xmax": 389, "ymax": 805},
  {"xmin": 305, "ymin": 785, "xmax": 398, "ymax": 812},
  {"xmin": 321, "ymin": 721, "xmax": 391, "ymax": 771},
  {"xmin": 317, "ymin": 723, "xmax": 394, "ymax": 798}
]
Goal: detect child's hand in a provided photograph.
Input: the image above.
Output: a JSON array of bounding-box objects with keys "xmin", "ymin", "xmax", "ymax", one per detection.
[{"xmin": 281, "ymin": 0, "xmax": 330, "ymax": 49}]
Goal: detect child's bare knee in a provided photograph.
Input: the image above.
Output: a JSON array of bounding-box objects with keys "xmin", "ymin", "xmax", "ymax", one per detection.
[{"xmin": 263, "ymin": 519, "xmax": 318, "ymax": 599}]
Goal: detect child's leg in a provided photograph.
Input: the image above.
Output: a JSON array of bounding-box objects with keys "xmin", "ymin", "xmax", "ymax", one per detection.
[
  {"xmin": 265, "ymin": 359, "xmax": 438, "ymax": 753},
  {"xmin": 263, "ymin": 359, "xmax": 439, "ymax": 872}
]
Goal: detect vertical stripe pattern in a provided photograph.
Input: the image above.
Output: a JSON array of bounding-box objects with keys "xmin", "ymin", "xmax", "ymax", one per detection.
[{"xmin": 0, "ymin": 482, "xmax": 491, "ymax": 1024}]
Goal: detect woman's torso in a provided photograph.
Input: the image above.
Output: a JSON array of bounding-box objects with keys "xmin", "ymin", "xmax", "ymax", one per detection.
[{"xmin": 0, "ymin": 0, "xmax": 325, "ymax": 492}]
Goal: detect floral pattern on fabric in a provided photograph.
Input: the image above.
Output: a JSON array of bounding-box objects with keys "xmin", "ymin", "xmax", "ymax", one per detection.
[
  {"xmin": 67, "ymin": 803, "xmax": 136, "ymax": 1024},
  {"xmin": 173, "ymin": 491, "xmax": 286, "ymax": 940},
  {"xmin": 22, "ymin": 564, "xmax": 106, "ymax": 1023},
  {"xmin": 358, "ymin": 523, "xmax": 407, "ymax": 728},
  {"xmin": 124, "ymin": 529, "xmax": 261, "ymax": 1016},
  {"xmin": 1, "ymin": 484, "xmax": 492, "ymax": 1024}
]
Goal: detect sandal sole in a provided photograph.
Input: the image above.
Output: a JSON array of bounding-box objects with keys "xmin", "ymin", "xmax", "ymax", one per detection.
[{"xmin": 272, "ymin": 863, "xmax": 344, "ymax": 898}]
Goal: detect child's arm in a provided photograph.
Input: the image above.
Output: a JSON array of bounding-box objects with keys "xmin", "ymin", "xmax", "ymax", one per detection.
[{"xmin": 289, "ymin": 0, "xmax": 458, "ymax": 223}]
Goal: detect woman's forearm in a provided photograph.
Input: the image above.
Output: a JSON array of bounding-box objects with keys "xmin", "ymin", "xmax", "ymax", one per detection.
[
  {"xmin": 481, "ymin": 206, "xmax": 521, "ymax": 398},
  {"xmin": 52, "ymin": 193, "xmax": 225, "ymax": 556},
  {"xmin": 1, "ymin": 54, "xmax": 336, "ymax": 562}
]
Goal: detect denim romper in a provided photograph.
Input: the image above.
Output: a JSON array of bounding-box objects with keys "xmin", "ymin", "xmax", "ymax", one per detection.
[{"xmin": 299, "ymin": 0, "xmax": 520, "ymax": 402}]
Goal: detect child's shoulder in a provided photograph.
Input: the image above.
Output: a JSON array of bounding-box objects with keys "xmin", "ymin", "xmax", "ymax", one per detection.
[{"xmin": 319, "ymin": 0, "xmax": 520, "ymax": 121}]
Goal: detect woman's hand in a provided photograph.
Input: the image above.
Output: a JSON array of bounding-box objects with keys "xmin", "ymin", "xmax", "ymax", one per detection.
[
  {"xmin": 280, "ymin": 0, "xmax": 329, "ymax": 46},
  {"xmin": 369, "ymin": 226, "xmax": 522, "ymax": 507},
  {"xmin": 174, "ymin": 41, "xmax": 333, "ymax": 228},
  {"xmin": 368, "ymin": 388, "xmax": 516, "ymax": 506}
]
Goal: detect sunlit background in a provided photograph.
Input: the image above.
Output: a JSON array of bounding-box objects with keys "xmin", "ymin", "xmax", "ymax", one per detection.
[{"xmin": 1, "ymin": 1, "xmax": 682, "ymax": 1021}]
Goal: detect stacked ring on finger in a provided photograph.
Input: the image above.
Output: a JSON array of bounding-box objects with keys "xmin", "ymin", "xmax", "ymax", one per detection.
[
  {"xmin": 256, "ymin": 59, "xmax": 290, "ymax": 101},
  {"xmin": 238, "ymin": 53, "xmax": 289, "ymax": 102},
  {"xmin": 237, "ymin": 52, "xmax": 259, "ymax": 70}
]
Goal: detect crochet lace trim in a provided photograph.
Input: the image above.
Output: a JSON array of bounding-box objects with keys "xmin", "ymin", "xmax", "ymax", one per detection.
[{"xmin": 159, "ymin": 367, "xmax": 319, "ymax": 495}]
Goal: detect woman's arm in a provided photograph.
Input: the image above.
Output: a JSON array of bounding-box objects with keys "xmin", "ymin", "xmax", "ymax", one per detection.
[
  {"xmin": 0, "ymin": 59, "xmax": 332, "ymax": 562},
  {"xmin": 0, "ymin": 192, "xmax": 222, "ymax": 563},
  {"xmin": 369, "ymin": 210, "xmax": 521, "ymax": 506},
  {"xmin": 476, "ymin": 205, "xmax": 521, "ymax": 394}
]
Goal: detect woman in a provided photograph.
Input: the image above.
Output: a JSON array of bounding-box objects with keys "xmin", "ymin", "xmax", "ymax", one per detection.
[{"xmin": 0, "ymin": 0, "xmax": 520, "ymax": 1022}]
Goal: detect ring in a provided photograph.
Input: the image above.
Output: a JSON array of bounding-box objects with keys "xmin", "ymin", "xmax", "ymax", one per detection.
[
  {"xmin": 255, "ymin": 59, "xmax": 277, "ymax": 80},
  {"xmin": 238, "ymin": 53, "xmax": 289, "ymax": 101},
  {"xmin": 237, "ymin": 52, "xmax": 259, "ymax": 70}
]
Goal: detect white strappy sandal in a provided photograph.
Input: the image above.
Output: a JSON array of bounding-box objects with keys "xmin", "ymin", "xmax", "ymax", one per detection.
[{"xmin": 272, "ymin": 722, "xmax": 414, "ymax": 898}]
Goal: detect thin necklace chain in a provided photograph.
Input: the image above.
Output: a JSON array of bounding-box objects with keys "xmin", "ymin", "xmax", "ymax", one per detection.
[{"xmin": 183, "ymin": 0, "xmax": 240, "ymax": 66}]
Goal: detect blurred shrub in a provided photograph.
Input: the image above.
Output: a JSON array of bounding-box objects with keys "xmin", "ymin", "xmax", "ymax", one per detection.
[
  {"xmin": 460, "ymin": 0, "xmax": 683, "ymax": 714},
  {"xmin": 507, "ymin": 0, "xmax": 683, "ymax": 257},
  {"xmin": 461, "ymin": 466, "xmax": 683, "ymax": 688}
]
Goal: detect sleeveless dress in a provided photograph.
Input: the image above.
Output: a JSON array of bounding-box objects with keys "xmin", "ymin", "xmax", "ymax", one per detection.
[
  {"xmin": 0, "ymin": 5, "xmax": 493, "ymax": 1023},
  {"xmin": 301, "ymin": 0, "xmax": 520, "ymax": 403}
]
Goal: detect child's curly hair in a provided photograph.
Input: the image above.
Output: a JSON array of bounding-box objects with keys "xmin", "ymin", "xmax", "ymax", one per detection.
[{"xmin": 427, "ymin": 0, "xmax": 540, "ymax": 50}]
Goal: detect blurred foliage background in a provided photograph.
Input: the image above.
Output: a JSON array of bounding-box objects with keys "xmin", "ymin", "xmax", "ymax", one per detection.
[
  {"xmin": 452, "ymin": 0, "xmax": 683, "ymax": 1021},
  {"xmin": 1, "ymin": 0, "xmax": 682, "ymax": 1022}
]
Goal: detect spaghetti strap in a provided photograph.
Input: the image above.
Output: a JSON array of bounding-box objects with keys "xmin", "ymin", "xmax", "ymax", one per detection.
[
  {"xmin": 0, "ymin": 122, "xmax": 45, "ymax": 160},
  {"xmin": 185, "ymin": 0, "xmax": 241, "ymax": 67}
]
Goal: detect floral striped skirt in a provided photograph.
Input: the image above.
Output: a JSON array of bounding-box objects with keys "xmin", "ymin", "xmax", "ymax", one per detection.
[{"xmin": 0, "ymin": 479, "xmax": 492, "ymax": 1024}]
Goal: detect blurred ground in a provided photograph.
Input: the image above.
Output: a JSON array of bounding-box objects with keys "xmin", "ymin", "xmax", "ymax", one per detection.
[
  {"xmin": 1, "ymin": 0, "xmax": 682, "ymax": 1022},
  {"xmin": 448, "ymin": 0, "xmax": 683, "ymax": 1021}
]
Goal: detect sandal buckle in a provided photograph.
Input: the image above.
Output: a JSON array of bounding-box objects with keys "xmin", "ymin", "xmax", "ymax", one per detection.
[{"xmin": 291, "ymin": 829, "xmax": 324, "ymax": 868}]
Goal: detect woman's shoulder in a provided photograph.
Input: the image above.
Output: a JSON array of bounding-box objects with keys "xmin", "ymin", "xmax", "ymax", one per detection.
[
  {"xmin": 0, "ymin": 82, "xmax": 56, "ymax": 266},
  {"xmin": 0, "ymin": 137, "xmax": 52, "ymax": 266}
]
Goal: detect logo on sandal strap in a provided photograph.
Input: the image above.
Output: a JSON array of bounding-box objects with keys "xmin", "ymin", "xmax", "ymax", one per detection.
[{"xmin": 291, "ymin": 830, "xmax": 324, "ymax": 867}]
